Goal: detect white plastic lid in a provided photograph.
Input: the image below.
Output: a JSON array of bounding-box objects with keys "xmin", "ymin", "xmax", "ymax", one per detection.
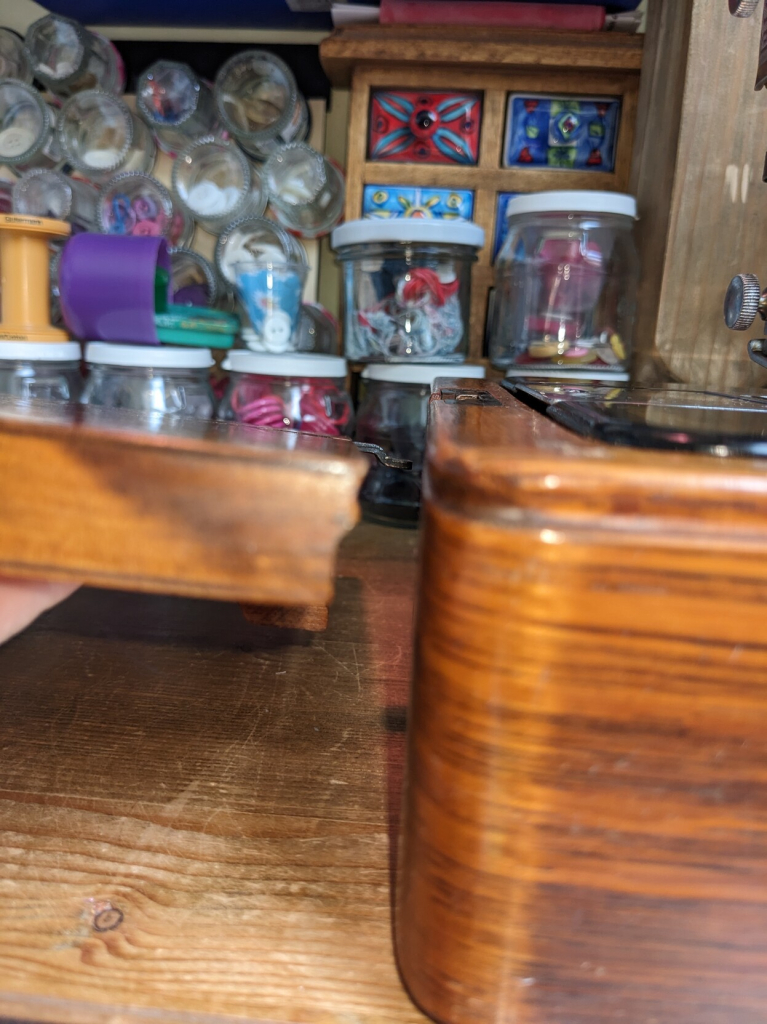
[
  {"xmin": 504, "ymin": 191, "xmax": 637, "ymax": 220},
  {"xmin": 0, "ymin": 341, "xmax": 81, "ymax": 362},
  {"xmin": 361, "ymin": 363, "xmax": 486, "ymax": 386},
  {"xmin": 331, "ymin": 218, "xmax": 485, "ymax": 250},
  {"xmin": 223, "ymin": 351, "xmax": 347, "ymax": 378},
  {"xmin": 84, "ymin": 343, "xmax": 214, "ymax": 368}
]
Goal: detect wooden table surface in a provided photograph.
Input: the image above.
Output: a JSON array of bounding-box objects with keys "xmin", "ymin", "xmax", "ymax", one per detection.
[{"xmin": 0, "ymin": 523, "xmax": 427, "ymax": 1024}]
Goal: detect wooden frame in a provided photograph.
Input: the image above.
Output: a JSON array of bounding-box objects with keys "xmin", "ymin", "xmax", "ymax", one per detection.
[
  {"xmin": 631, "ymin": 0, "xmax": 767, "ymax": 389},
  {"xmin": 322, "ymin": 27, "xmax": 643, "ymax": 362},
  {"xmin": 0, "ymin": 399, "xmax": 366, "ymax": 606}
]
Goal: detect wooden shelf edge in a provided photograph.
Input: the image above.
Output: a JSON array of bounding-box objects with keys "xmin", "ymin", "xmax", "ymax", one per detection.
[{"xmin": 320, "ymin": 25, "xmax": 644, "ymax": 87}]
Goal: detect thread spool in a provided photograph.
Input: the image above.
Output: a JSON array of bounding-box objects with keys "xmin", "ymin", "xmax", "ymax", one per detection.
[{"xmin": 0, "ymin": 213, "xmax": 71, "ymax": 342}]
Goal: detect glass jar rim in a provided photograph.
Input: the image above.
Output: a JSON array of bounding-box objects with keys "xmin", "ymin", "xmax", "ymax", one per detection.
[
  {"xmin": 361, "ymin": 363, "xmax": 485, "ymax": 386},
  {"xmin": 0, "ymin": 78, "xmax": 51, "ymax": 165},
  {"xmin": 332, "ymin": 217, "xmax": 485, "ymax": 250},
  {"xmin": 223, "ymin": 351, "xmax": 347, "ymax": 378},
  {"xmin": 504, "ymin": 191, "xmax": 637, "ymax": 220},
  {"xmin": 137, "ymin": 60, "xmax": 201, "ymax": 127},
  {"xmin": 25, "ymin": 13, "xmax": 87, "ymax": 86},
  {"xmin": 0, "ymin": 341, "xmax": 81, "ymax": 361},
  {"xmin": 58, "ymin": 89, "xmax": 134, "ymax": 174},
  {"xmin": 172, "ymin": 134, "xmax": 252, "ymax": 219},
  {"xmin": 214, "ymin": 49, "xmax": 299, "ymax": 143},
  {"xmin": 85, "ymin": 342, "xmax": 214, "ymax": 368}
]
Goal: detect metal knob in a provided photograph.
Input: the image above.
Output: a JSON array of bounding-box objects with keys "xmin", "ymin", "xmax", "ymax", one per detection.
[
  {"xmin": 729, "ymin": 0, "xmax": 760, "ymax": 16},
  {"xmin": 724, "ymin": 273, "xmax": 763, "ymax": 330}
]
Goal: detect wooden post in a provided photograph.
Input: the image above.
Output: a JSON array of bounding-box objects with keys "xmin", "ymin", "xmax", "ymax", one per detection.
[{"xmin": 631, "ymin": 0, "xmax": 767, "ymax": 388}]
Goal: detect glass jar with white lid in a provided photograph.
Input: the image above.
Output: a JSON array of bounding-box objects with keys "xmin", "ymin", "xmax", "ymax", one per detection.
[
  {"xmin": 0, "ymin": 341, "xmax": 82, "ymax": 402},
  {"xmin": 491, "ymin": 191, "xmax": 639, "ymax": 380},
  {"xmin": 80, "ymin": 343, "xmax": 215, "ymax": 418},
  {"xmin": 332, "ymin": 219, "xmax": 484, "ymax": 363},
  {"xmin": 355, "ymin": 362, "xmax": 485, "ymax": 524}
]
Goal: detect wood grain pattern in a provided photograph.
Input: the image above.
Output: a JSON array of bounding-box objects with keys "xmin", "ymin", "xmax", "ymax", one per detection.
[
  {"xmin": 0, "ymin": 399, "xmax": 367, "ymax": 606},
  {"xmin": 396, "ymin": 381, "xmax": 767, "ymax": 1024},
  {"xmin": 631, "ymin": 0, "xmax": 767, "ymax": 389},
  {"xmin": 0, "ymin": 523, "xmax": 423, "ymax": 1024},
  {"xmin": 320, "ymin": 25, "xmax": 644, "ymax": 87},
  {"xmin": 324, "ymin": 31, "xmax": 642, "ymax": 361}
]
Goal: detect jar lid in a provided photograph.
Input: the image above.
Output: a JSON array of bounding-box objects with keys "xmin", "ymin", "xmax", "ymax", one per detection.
[
  {"xmin": 0, "ymin": 341, "xmax": 81, "ymax": 361},
  {"xmin": 331, "ymin": 218, "xmax": 485, "ymax": 250},
  {"xmin": 361, "ymin": 363, "xmax": 486, "ymax": 385},
  {"xmin": 223, "ymin": 351, "xmax": 347, "ymax": 378},
  {"xmin": 504, "ymin": 191, "xmax": 637, "ymax": 220},
  {"xmin": 84, "ymin": 342, "xmax": 214, "ymax": 368}
]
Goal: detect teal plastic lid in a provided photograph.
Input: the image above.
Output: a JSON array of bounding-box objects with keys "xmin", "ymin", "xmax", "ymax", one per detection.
[{"xmin": 154, "ymin": 305, "xmax": 240, "ymax": 350}]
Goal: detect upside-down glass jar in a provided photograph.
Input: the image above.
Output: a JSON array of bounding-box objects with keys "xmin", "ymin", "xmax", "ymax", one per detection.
[
  {"xmin": 81, "ymin": 343, "xmax": 215, "ymax": 418},
  {"xmin": 214, "ymin": 216, "xmax": 299, "ymax": 295},
  {"xmin": 263, "ymin": 142, "xmax": 344, "ymax": 238},
  {"xmin": 170, "ymin": 247, "xmax": 218, "ymax": 307},
  {"xmin": 214, "ymin": 50, "xmax": 309, "ymax": 161},
  {"xmin": 24, "ymin": 14, "xmax": 124, "ymax": 97},
  {"xmin": 58, "ymin": 90, "xmax": 156, "ymax": 184},
  {"xmin": 0, "ymin": 29, "xmax": 32, "ymax": 83},
  {"xmin": 355, "ymin": 363, "xmax": 485, "ymax": 525},
  {"xmin": 332, "ymin": 219, "xmax": 484, "ymax": 363},
  {"xmin": 0, "ymin": 79, "xmax": 60, "ymax": 172},
  {"xmin": 0, "ymin": 341, "xmax": 82, "ymax": 401},
  {"xmin": 137, "ymin": 60, "xmax": 218, "ymax": 156},
  {"xmin": 13, "ymin": 167, "xmax": 99, "ymax": 231},
  {"xmin": 491, "ymin": 191, "xmax": 639, "ymax": 380},
  {"xmin": 219, "ymin": 351, "xmax": 352, "ymax": 436},
  {"xmin": 99, "ymin": 171, "xmax": 182, "ymax": 243},
  {"xmin": 172, "ymin": 135, "xmax": 265, "ymax": 233}
]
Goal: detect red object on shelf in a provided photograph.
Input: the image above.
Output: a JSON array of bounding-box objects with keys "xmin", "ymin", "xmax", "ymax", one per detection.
[{"xmin": 379, "ymin": 0, "xmax": 606, "ymax": 29}]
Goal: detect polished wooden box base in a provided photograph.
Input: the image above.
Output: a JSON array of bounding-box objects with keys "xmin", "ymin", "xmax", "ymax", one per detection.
[
  {"xmin": 0, "ymin": 399, "xmax": 366, "ymax": 606},
  {"xmin": 396, "ymin": 381, "xmax": 767, "ymax": 1024}
]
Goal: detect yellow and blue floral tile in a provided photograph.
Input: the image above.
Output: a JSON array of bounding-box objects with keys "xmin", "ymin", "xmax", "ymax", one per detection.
[{"xmin": 362, "ymin": 185, "xmax": 475, "ymax": 220}]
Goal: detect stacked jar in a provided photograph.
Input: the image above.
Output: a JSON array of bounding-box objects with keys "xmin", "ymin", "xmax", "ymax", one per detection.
[
  {"xmin": 331, "ymin": 219, "xmax": 486, "ymax": 524},
  {"xmin": 490, "ymin": 191, "xmax": 639, "ymax": 380}
]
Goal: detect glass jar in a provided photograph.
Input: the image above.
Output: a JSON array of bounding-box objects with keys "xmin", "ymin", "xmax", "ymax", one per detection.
[
  {"xmin": 264, "ymin": 142, "xmax": 344, "ymax": 239},
  {"xmin": 355, "ymin": 363, "xmax": 485, "ymax": 525},
  {"xmin": 214, "ymin": 50, "xmax": 309, "ymax": 161},
  {"xmin": 219, "ymin": 352, "xmax": 352, "ymax": 436},
  {"xmin": 491, "ymin": 191, "xmax": 639, "ymax": 380},
  {"xmin": 81, "ymin": 343, "xmax": 215, "ymax": 417},
  {"xmin": 99, "ymin": 171, "xmax": 175, "ymax": 240},
  {"xmin": 332, "ymin": 219, "xmax": 484, "ymax": 363},
  {"xmin": 214, "ymin": 216, "xmax": 298, "ymax": 295},
  {"xmin": 137, "ymin": 60, "xmax": 218, "ymax": 156},
  {"xmin": 13, "ymin": 168, "xmax": 99, "ymax": 231},
  {"xmin": 24, "ymin": 15, "xmax": 124, "ymax": 97},
  {"xmin": 0, "ymin": 341, "xmax": 82, "ymax": 401},
  {"xmin": 58, "ymin": 90, "xmax": 156, "ymax": 184},
  {"xmin": 172, "ymin": 135, "xmax": 265, "ymax": 233},
  {"xmin": 170, "ymin": 247, "xmax": 218, "ymax": 307},
  {"xmin": 0, "ymin": 29, "xmax": 32, "ymax": 84},
  {"xmin": 0, "ymin": 79, "xmax": 60, "ymax": 171}
]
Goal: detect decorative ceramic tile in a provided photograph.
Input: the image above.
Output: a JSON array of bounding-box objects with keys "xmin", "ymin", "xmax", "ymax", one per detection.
[
  {"xmin": 363, "ymin": 185, "xmax": 475, "ymax": 221},
  {"xmin": 368, "ymin": 89, "xmax": 482, "ymax": 165},
  {"xmin": 493, "ymin": 192, "xmax": 520, "ymax": 261},
  {"xmin": 504, "ymin": 94, "xmax": 621, "ymax": 172}
]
